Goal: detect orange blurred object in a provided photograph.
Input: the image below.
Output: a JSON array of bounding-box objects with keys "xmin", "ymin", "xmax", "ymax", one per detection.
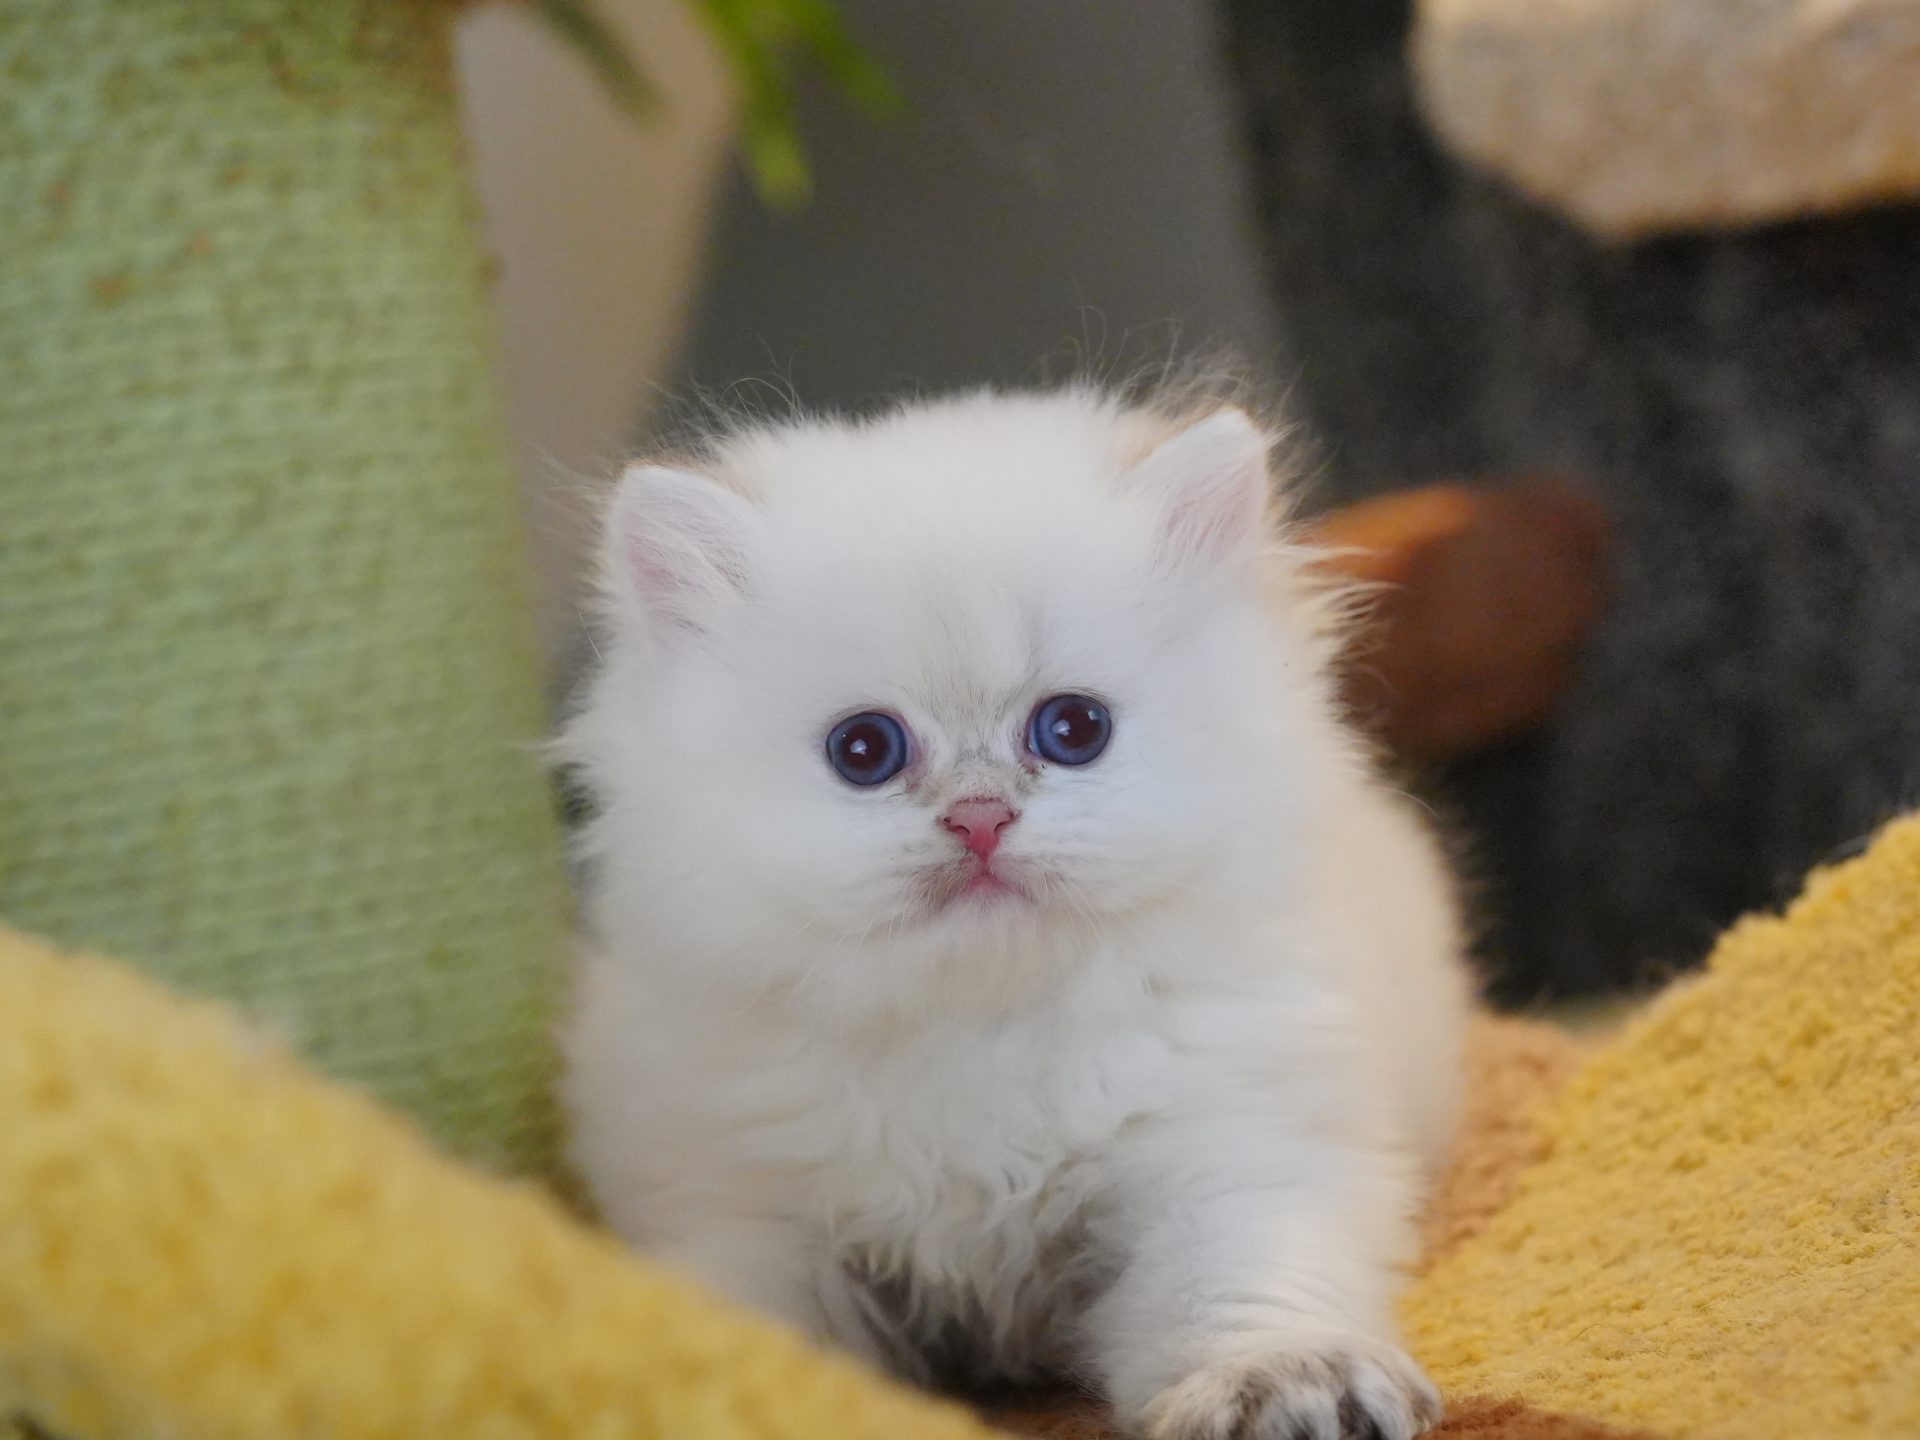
[{"xmin": 1304, "ymin": 480, "xmax": 1610, "ymax": 763}]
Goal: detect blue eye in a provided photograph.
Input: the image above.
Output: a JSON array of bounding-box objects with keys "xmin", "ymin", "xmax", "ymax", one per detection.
[
  {"xmin": 826, "ymin": 712, "xmax": 911, "ymax": 786},
  {"xmin": 1028, "ymin": 694, "xmax": 1112, "ymax": 767}
]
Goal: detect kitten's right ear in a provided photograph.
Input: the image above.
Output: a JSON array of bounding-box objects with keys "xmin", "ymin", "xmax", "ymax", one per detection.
[{"xmin": 602, "ymin": 463, "xmax": 763, "ymax": 639}]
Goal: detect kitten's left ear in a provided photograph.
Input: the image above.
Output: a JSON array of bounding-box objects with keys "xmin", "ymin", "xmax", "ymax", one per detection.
[{"xmin": 1124, "ymin": 407, "xmax": 1272, "ymax": 571}]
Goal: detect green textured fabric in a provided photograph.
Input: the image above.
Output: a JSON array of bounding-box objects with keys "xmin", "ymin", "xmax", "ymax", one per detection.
[{"xmin": 0, "ymin": 2, "xmax": 572, "ymax": 1175}]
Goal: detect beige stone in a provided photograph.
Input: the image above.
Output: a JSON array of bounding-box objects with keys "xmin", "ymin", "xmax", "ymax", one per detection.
[{"xmin": 1411, "ymin": 0, "xmax": 1920, "ymax": 237}]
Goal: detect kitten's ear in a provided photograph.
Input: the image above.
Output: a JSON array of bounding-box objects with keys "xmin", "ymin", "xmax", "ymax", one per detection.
[
  {"xmin": 602, "ymin": 463, "xmax": 763, "ymax": 639},
  {"xmin": 1124, "ymin": 407, "xmax": 1272, "ymax": 571}
]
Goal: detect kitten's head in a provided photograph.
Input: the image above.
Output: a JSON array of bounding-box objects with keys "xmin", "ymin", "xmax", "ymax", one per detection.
[{"xmin": 565, "ymin": 390, "xmax": 1355, "ymax": 1017}]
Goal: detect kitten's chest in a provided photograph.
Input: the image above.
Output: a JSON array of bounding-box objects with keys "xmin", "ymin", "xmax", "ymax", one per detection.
[
  {"xmin": 787, "ymin": 1010, "xmax": 1177, "ymax": 1384},
  {"xmin": 808, "ymin": 1005, "xmax": 1182, "ymax": 1268}
]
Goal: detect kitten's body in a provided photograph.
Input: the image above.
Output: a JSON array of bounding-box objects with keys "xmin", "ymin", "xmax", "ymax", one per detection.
[{"xmin": 561, "ymin": 390, "xmax": 1472, "ymax": 1439}]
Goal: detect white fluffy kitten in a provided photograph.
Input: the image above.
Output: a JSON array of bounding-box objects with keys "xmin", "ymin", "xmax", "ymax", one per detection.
[{"xmin": 559, "ymin": 388, "xmax": 1472, "ymax": 1440}]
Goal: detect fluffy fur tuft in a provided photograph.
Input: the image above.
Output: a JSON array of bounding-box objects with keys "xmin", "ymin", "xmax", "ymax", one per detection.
[{"xmin": 558, "ymin": 387, "xmax": 1472, "ymax": 1440}]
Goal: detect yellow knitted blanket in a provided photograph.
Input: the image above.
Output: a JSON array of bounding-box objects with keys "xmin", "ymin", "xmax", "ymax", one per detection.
[
  {"xmin": 0, "ymin": 925, "xmax": 995, "ymax": 1440},
  {"xmin": 4, "ymin": 818, "xmax": 1918, "ymax": 1439},
  {"xmin": 1401, "ymin": 815, "xmax": 1920, "ymax": 1437}
]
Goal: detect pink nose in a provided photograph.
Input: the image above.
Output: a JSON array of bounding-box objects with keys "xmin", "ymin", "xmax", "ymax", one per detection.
[{"xmin": 940, "ymin": 797, "xmax": 1018, "ymax": 863}]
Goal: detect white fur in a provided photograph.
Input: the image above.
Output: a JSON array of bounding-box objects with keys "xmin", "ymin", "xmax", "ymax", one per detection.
[{"xmin": 558, "ymin": 389, "xmax": 1472, "ymax": 1440}]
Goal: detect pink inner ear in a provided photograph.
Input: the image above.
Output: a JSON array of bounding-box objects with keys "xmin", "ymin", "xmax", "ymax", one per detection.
[
  {"xmin": 1163, "ymin": 488, "xmax": 1258, "ymax": 568},
  {"xmin": 624, "ymin": 531, "xmax": 697, "ymax": 628}
]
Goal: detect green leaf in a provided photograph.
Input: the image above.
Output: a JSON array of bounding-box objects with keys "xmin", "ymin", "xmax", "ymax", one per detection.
[
  {"xmin": 534, "ymin": 0, "xmax": 657, "ymax": 118},
  {"xmin": 532, "ymin": 0, "xmax": 903, "ymax": 209}
]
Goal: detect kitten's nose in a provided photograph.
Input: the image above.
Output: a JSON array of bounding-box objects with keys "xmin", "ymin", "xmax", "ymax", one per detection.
[{"xmin": 940, "ymin": 797, "xmax": 1018, "ymax": 863}]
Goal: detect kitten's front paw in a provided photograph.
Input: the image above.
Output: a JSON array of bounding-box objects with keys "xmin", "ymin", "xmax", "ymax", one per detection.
[{"xmin": 1140, "ymin": 1333, "xmax": 1441, "ymax": 1440}]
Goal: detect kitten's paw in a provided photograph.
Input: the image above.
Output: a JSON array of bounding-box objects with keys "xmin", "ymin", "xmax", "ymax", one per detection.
[{"xmin": 1139, "ymin": 1333, "xmax": 1442, "ymax": 1440}]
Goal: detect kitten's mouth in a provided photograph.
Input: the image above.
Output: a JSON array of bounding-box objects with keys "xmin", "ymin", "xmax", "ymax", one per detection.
[{"xmin": 921, "ymin": 860, "xmax": 1029, "ymax": 914}]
